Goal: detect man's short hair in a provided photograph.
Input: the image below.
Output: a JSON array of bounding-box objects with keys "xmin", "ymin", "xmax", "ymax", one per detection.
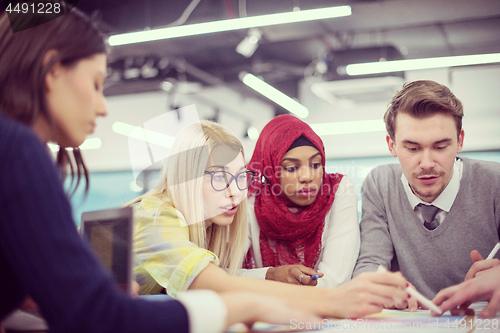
[{"xmin": 384, "ymin": 80, "xmax": 463, "ymax": 140}]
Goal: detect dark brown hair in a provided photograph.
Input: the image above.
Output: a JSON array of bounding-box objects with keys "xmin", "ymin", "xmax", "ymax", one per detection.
[
  {"xmin": 0, "ymin": 9, "xmax": 107, "ymax": 195},
  {"xmin": 384, "ymin": 80, "xmax": 463, "ymax": 140}
]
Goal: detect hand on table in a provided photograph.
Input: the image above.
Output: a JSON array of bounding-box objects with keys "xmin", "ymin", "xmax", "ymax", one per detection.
[
  {"xmin": 265, "ymin": 264, "xmax": 323, "ymax": 286},
  {"xmin": 220, "ymin": 291, "xmax": 321, "ymax": 329},
  {"xmin": 433, "ymin": 265, "xmax": 500, "ymax": 319},
  {"xmin": 465, "ymin": 250, "xmax": 500, "ymax": 281},
  {"xmin": 327, "ymin": 271, "xmax": 408, "ymax": 318},
  {"xmin": 382, "ymin": 281, "xmax": 430, "ymax": 312}
]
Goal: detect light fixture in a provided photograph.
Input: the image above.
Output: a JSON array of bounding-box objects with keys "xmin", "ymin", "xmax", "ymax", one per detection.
[
  {"xmin": 246, "ymin": 126, "xmax": 260, "ymax": 140},
  {"xmin": 240, "ymin": 72, "xmax": 309, "ymax": 118},
  {"xmin": 341, "ymin": 53, "xmax": 500, "ymax": 76},
  {"xmin": 112, "ymin": 121, "xmax": 175, "ymax": 148},
  {"xmin": 79, "ymin": 138, "xmax": 103, "ymax": 150},
  {"xmin": 47, "ymin": 138, "xmax": 102, "ymax": 152},
  {"xmin": 310, "ymin": 119, "xmax": 386, "ymax": 136},
  {"xmin": 243, "ymin": 122, "xmax": 260, "ymax": 140},
  {"xmin": 109, "ymin": 5, "xmax": 351, "ymax": 46},
  {"xmin": 207, "ymin": 108, "xmax": 220, "ymax": 123},
  {"xmin": 236, "ymin": 28, "xmax": 262, "ymax": 58},
  {"xmin": 161, "ymin": 80, "xmax": 175, "ymax": 92},
  {"xmin": 109, "ymin": 56, "xmax": 177, "ymax": 83},
  {"xmin": 140, "ymin": 58, "xmax": 159, "ymax": 78}
]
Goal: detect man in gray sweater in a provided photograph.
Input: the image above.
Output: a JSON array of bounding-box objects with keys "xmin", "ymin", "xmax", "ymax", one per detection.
[{"xmin": 353, "ymin": 80, "xmax": 500, "ymax": 306}]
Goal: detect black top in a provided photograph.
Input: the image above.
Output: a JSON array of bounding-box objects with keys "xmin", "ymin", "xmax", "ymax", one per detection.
[{"xmin": 0, "ymin": 114, "xmax": 189, "ymax": 333}]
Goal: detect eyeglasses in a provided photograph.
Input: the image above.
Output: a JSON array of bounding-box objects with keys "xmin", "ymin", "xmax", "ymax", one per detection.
[{"xmin": 204, "ymin": 170, "xmax": 256, "ymax": 191}]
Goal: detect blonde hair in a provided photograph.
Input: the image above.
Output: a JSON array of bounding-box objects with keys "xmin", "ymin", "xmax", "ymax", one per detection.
[{"xmin": 128, "ymin": 120, "xmax": 247, "ymax": 275}]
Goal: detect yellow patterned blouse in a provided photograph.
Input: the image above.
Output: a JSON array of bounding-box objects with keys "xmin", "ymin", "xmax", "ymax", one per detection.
[{"xmin": 132, "ymin": 198, "xmax": 219, "ymax": 297}]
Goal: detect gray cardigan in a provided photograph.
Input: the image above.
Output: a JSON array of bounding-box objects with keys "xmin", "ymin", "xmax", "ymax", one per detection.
[{"xmin": 353, "ymin": 157, "xmax": 500, "ymax": 298}]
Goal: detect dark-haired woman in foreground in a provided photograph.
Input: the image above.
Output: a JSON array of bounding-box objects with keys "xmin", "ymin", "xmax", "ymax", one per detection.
[{"xmin": 0, "ymin": 9, "xmax": 319, "ymax": 333}]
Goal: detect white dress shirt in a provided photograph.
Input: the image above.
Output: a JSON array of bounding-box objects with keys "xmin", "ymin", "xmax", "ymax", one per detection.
[{"xmin": 401, "ymin": 158, "xmax": 463, "ymax": 226}]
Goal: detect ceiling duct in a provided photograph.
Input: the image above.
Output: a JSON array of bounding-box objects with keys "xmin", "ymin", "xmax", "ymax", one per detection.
[
  {"xmin": 309, "ymin": 45, "xmax": 405, "ymax": 107},
  {"xmin": 311, "ymin": 76, "xmax": 404, "ymax": 108},
  {"xmin": 325, "ymin": 45, "xmax": 405, "ymax": 81}
]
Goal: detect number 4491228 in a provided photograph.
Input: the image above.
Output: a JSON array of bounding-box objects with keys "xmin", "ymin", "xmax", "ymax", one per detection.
[
  {"xmin": 443, "ymin": 318, "xmax": 499, "ymax": 330},
  {"xmin": 5, "ymin": 2, "xmax": 62, "ymax": 14}
]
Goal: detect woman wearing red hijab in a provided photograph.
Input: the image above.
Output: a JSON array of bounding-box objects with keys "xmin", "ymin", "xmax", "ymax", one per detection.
[{"xmin": 241, "ymin": 115, "xmax": 360, "ymax": 288}]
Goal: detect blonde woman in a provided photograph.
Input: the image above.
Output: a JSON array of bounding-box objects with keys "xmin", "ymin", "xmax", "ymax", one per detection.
[
  {"xmin": 130, "ymin": 121, "xmax": 248, "ymax": 295},
  {"xmin": 129, "ymin": 120, "xmax": 410, "ymax": 319}
]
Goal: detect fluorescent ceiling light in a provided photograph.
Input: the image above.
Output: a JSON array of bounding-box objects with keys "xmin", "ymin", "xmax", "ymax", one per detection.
[
  {"xmin": 48, "ymin": 138, "xmax": 102, "ymax": 152},
  {"xmin": 112, "ymin": 121, "xmax": 175, "ymax": 148},
  {"xmin": 109, "ymin": 6, "xmax": 351, "ymax": 46},
  {"xmin": 310, "ymin": 119, "xmax": 386, "ymax": 136},
  {"xmin": 79, "ymin": 138, "xmax": 103, "ymax": 150},
  {"xmin": 240, "ymin": 72, "xmax": 309, "ymax": 119},
  {"xmin": 344, "ymin": 53, "xmax": 500, "ymax": 76},
  {"xmin": 48, "ymin": 144, "xmax": 59, "ymax": 152}
]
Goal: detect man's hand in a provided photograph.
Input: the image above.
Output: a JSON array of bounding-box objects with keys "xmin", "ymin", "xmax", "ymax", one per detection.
[
  {"xmin": 465, "ymin": 250, "xmax": 500, "ymax": 281},
  {"xmin": 433, "ymin": 265, "xmax": 500, "ymax": 318}
]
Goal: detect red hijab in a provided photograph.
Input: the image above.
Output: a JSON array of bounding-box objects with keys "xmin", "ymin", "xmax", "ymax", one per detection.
[{"xmin": 244, "ymin": 115, "xmax": 343, "ymax": 269}]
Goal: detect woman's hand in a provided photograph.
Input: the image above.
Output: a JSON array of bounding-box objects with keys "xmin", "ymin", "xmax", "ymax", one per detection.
[
  {"xmin": 382, "ymin": 281, "xmax": 425, "ymax": 312},
  {"xmin": 322, "ymin": 271, "xmax": 408, "ymax": 318},
  {"xmin": 19, "ymin": 296, "xmax": 43, "ymax": 318},
  {"xmin": 131, "ymin": 281, "xmax": 140, "ymax": 298},
  {"xmin": 265, "ymin": 265, "xmax": 323, "ymax": 286},
  {"xmin": 220, "ymin": 291, "xmax": 322, "ymax": 329},
  {"xmin": 192, "ymin": 262, "xmax": 408, "ymax": 319}
]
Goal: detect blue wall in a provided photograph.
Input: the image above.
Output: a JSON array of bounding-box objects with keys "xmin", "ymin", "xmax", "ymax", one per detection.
[{"xmin": 69, "ymin": 171, "xmax": 139, "ymax": 227}]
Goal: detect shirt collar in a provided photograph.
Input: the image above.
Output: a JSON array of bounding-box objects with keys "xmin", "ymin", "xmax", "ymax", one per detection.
[{"xmin": 401, "ymin": 158, "xmax": 462, "ymax": 212}]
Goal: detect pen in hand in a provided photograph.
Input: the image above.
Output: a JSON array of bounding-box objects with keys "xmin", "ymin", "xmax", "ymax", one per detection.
[
  {"xmin": 486, "ymin": 242, "xmax": 500, "ymax": 260},
  {"xmin": 299, "ymin": 271, "xmax": 322, "ymax": 283},
  {"xmin": 377, "ymin": 265, "xmax": 442, "ymax": 314}
]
